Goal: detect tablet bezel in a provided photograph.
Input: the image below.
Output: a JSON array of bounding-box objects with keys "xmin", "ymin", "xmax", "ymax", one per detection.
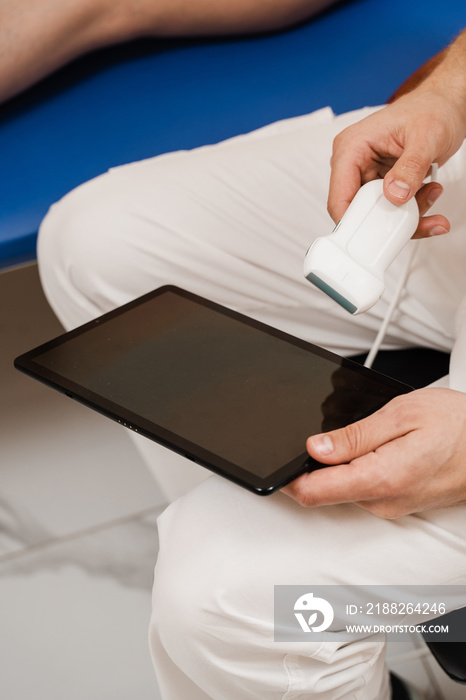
[{"xmin": 14, "ymin": 285, "xmax": 413, "ymax": 495}]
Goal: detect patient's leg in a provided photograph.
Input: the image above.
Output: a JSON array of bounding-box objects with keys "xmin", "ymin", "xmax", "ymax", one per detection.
[{"xmin": 0, "ymin": 0, "xmax": 338, "ymax": 103}]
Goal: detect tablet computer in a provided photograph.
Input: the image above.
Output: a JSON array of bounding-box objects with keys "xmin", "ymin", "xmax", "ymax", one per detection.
[{"xmin": 15, "ymin": 286, "xmax": 412, "ymax": 495}]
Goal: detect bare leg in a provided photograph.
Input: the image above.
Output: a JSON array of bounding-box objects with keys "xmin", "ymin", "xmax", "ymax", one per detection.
[{"xmin": 0, "ymin": 0, "xmax": 338, "ymax": 103}]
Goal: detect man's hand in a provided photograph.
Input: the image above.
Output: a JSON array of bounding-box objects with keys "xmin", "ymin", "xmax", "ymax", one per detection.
[
  {"xmin": 282, "ymin": 388, "xmax": 466, "ymax": 518},
  {"xmin": 328, "ymin": 31, "xmax": 466, "ymax": 237}
]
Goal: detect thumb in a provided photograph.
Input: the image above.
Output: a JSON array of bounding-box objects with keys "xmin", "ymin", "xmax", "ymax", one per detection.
[
  {"xmin": 383, "ymin": 148, "xmax": 434, "ymax": 205},
  {"xmin": 307, "ymin": 405, "xmax": 402, "ymax": 465}
]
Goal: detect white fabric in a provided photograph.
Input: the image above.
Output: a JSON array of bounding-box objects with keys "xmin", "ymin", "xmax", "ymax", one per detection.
[
  {"xmin": 38, "ymin": 106, "xmax": 466, "ymax": 699},
  {"xmin": 151, "ymin": 476, "xmax": 465, "ymax": 700}
]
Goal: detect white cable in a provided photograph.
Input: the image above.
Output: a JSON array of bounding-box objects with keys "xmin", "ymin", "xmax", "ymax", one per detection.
[
  {"xmin": 363, "ymin": 244, "xmax": 417, "ymax": 368},
  {"xmin": 364, "ymin": 164, "xmax": 438, "ymax": 369}
]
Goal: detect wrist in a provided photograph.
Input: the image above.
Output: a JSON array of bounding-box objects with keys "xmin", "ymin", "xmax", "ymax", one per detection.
[{"xmin": 421, "ymin": 32, "xmax": 466, "ymax": 134}]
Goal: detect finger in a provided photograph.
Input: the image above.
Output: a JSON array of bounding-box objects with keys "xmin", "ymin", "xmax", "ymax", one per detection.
[
  {"xmin": 282, "ymin": 458, "xmax": 375, "ymax": 506},
  {"xmin": 412, "ymin": 214, "xmax": 450, "ymax": 239},
  {"xmin": 327, "ymin": 120, "xmax": 382, "ymax": 223},
  {"xmin": 283, "ymin": 433, "xmax": 413, "ymax": 510},
  {"xmin": 383, "ymin": 146, "xmax": 434, "ymax": 205},
  {"xmin": 327, "ymin": 157, "xmax": 363, "ymax": 223},
  {"xmin": 306, "ymin": 399, "xmax": 409, "ymax": 466},
  {"xmin": 282, "ymin": 446, "xmax": 392, "ymax": 507},
  {"xmin": 415, "ymin": 182, "xmax": 443, "ymax": 216},
  {"xmin": 411, "ymin": 182, "xmax": 450, "ymax": 238}
]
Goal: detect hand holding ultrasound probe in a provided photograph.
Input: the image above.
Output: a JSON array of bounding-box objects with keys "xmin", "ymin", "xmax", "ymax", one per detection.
[{"xmin": 283, "ymin": 31, "xmax": 466, "ymax": 517}]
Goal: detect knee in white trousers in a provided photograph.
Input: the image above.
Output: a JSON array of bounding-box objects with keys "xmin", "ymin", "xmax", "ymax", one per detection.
[{"xmin": 149, "ymin": 477, "xmax": 406, "ymax": 700}]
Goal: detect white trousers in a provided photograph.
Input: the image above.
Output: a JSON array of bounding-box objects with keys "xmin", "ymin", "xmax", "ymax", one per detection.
[{"xmin": 38, "ymin": 106, "xmax": 466, "ymax": 699}]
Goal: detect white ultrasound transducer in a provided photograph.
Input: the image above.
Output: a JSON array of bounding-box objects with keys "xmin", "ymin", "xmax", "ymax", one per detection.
[{"xmin": 303, "ymin": 179, "xmax": 420, "ymax": 315}]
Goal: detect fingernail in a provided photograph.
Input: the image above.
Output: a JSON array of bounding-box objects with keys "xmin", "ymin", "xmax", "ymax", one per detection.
[
  {"xmin": 427, "ymin": 188, "xmax": 442, "ymax": 207},
  {"xmin": 387, "ymin": 180, "xmax": 411, "ymax": 200},
  {"xmin": 311, "ymin": 435, "xmax": 334, "ymax": 456},
  {"xmin": 429, "ymin": 225, "xmax": 448, "ymax": 237}
]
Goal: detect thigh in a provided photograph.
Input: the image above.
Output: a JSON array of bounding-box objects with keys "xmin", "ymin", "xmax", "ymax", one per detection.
[
  {"xmin": 39, "ymin": 104, "xmax": 466, "ymax": 352},
  {"xmin": 151, "ymin": 476, "xmax": 466, "ymax": 699},
  {"xmin": 156, "ymin": 475, "xmax": 466, "ymax": 596},
  {"xmin": 38, "ymin": 107, "xmax": 388, "ymax": 352}
]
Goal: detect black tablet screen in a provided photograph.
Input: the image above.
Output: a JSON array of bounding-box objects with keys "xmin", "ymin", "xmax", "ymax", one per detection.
[{"xmin": 21, "ymin": 288, "xmax": 411, "ymax": 488}]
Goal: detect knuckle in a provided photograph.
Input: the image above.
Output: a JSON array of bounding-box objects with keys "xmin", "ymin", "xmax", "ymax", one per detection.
[
  {"xmin": 291, "ymin": 488, "xmax": 317, "ymax": 509},
  {"xmin": 398, "ymin": 153, "xmax": 431, "ymax": 180},
  {"xmin": 332, "ymin": 129, "xmax": 346, "ymax": 150},
  {"xmin": 299, "ymin": 492, "xmax": 317, "ymax": 508},
  {"xmin": 363, "ymin": 500, "xmax": 406, "ymax": 520},
  {"xmin": 342, "ymin": 420, "xmax": 365, "ymax": 454},
  {"xmin": 331, "ymin": 129, "xmax": 352, "ymax": 160},
  {"xmin": 384, "ymin": 393, "xmax": 415, "ymax": 426},
  {"xmin": 283, "ymin": 480, "xmax": 315, "ymax": 508}
]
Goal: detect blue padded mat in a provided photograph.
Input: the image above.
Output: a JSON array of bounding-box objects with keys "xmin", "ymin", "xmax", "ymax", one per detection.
[{"xmin": 0, "ymin": 0, "xmax": 465, "ymax": 267}]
